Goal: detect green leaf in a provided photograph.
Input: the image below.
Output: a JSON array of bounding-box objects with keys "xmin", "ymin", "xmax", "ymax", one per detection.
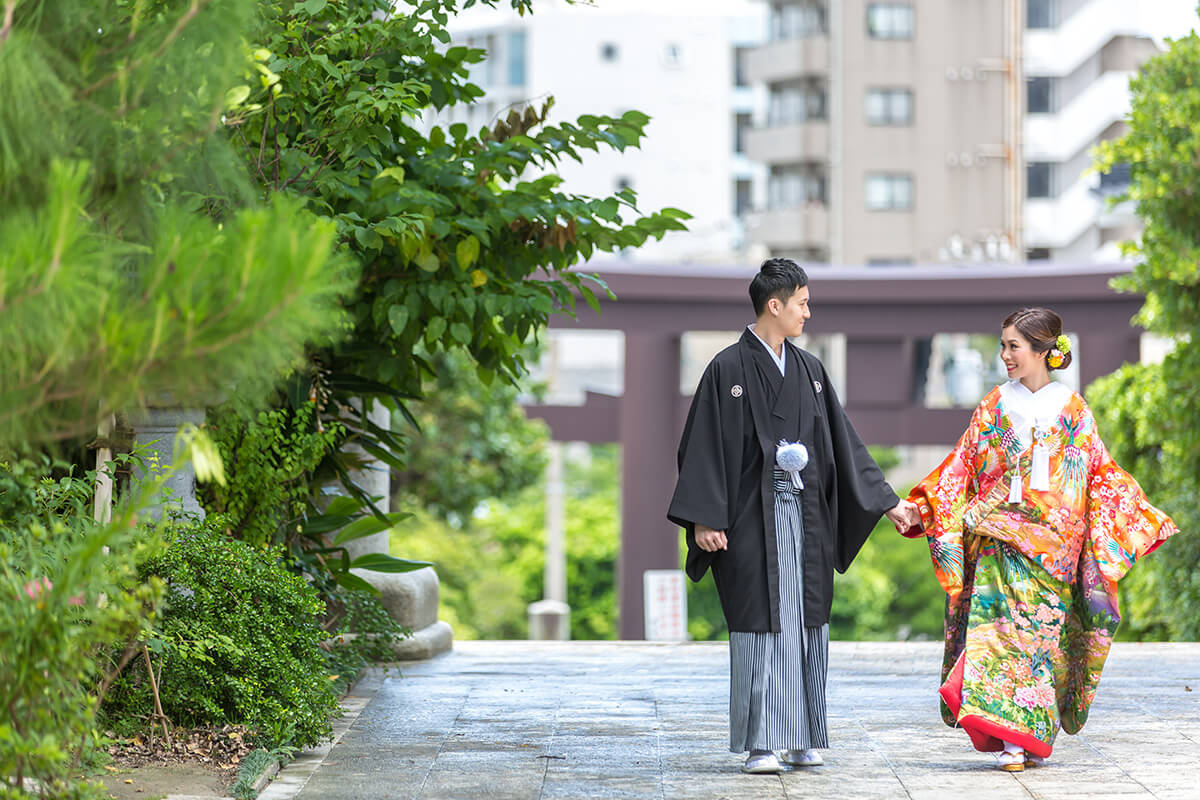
[
  {"xmin": 387, "ymin": 305, "xmax": 409, "ymax": 335},
  {"xmin": 355, "ymin": 227, "xmax": 383, "ymax": 250},
  {"xmin": 296, "ymin": 0, "xmax": 328, "ymax": 17},
  {"xmin": 313, "ymin": 54, "xmax": 342, "ymax": 80},
  {"xmin": 300, "ymin": 513, "xmax": 357, "ymax": 535},
  {"xmin": 323, "ymin": 496, "xmax": 362, "ymax": 516},
  {"xmin": 224, "ymin": 85, "xmax": 251, "ymax": 108},
  {"xmin": 450, "ymin": 322, "xmax": 471, "ymax": 344},
  {"xmin": 347, "ymin": 553, "xmax": 433, "ymax": 573},
  {"xmin": 597, "ymin": 197, "xmax": 620, "ymax": 221},
  {"xmin": 416, "ymin": 250, "xmax": 440, "ymax": 272},
  {"xmin": 333, "ymin": 512, "xmax": 410, "ymax": 545},
  {"xmin": 579, "ymin": 284, "xmax": 601, "ymax": 315},
  {"xmin": 427, "ymin": 316, "xmax": 447, "ymax": 341},
  {"xmin": 372, "ymin": 167, "xmax": 406, "ymax": 199},
  {"xmin": 456, "ymin": 235, "xmax": 480, "ymax": 269},
  {"xmin": 334, "ymin": 571, "xmax": 380, "ymax": 595}
]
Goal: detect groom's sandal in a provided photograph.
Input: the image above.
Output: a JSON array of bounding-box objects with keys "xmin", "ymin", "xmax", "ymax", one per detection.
[
  {"xmin": 742, "ymin": 751, "xmax": 783, "ymax": 774},
  {"xmin": 781, "ymin": 749, "xmax": 824, "ymax": 766},
  {"xmin": 996, "ymin": 751, "xmax": 1025, "ymax": 772},
  {"xmin": 1024, "ymin": 753, "xmax": 1047, "ymax": 767}
]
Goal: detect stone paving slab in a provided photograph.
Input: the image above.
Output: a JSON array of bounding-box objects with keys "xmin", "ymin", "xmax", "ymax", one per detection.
[{"xmin": 270, "ymin": 641, "xmax": 1200, "ymax": 799}]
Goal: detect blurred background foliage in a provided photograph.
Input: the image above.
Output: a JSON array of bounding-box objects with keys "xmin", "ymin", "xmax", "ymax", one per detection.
[{"xmin": 393, "ymin": 437, "xmax": 947, "ymax": 643}]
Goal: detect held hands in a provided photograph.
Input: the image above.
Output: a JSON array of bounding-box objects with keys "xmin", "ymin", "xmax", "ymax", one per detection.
[
  {"xmin": 885, "ymin": 499, "xmax": 922, "ymax": 534},
  {"xmin": 695, "ymin": 524, "xmax": 728, "ymax": 552}
]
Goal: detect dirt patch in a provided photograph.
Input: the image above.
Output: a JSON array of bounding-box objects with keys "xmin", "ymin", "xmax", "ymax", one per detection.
[
  {"xmin": 98, "ymin": 763, "xmax": 233, "ymax": 799},
  {"xmin": 95, "ymin": 724, "xmax": 257, "ymax": 799}
]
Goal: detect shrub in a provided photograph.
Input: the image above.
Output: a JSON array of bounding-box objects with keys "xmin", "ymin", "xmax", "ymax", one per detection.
[
  {"xmin": 323, "ymin": 589, "xmax": 409, "ymax": 696},
  {"xmin": 0, "ymin": 458, "xmax": 162, "ymax": 800},
  {"xmin": 102, "ymin": 516, "xmax": 339, "ymax": 749}
]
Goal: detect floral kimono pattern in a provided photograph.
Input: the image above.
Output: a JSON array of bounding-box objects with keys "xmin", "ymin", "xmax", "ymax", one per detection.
[{"xmin": 906, "ymin": 385, "xmax": 1177, "ymax": 758}]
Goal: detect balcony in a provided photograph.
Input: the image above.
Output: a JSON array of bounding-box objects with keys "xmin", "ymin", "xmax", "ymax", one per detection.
[
  {"xmin": 745, "ymin": 206, "xmax": 830, "ymax": 251},
  {"xmin": 744, "ymin": 37, "xmax": 830, "ymax": 84},
  {"xmin": 746, "ymin": 121, "xmax": 829, "ymax": 165}
]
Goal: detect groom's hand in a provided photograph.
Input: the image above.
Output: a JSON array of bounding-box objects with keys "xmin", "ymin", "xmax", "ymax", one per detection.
[
  {"xmin": 885, "ymin": 500, "xmax": 921, "ymax": 534},
  {"xmin": 695, "ymin": 524, "xmax": 728, "ymax": 552}
]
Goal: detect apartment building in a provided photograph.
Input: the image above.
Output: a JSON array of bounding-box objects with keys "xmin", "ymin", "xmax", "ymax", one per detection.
[
  {"xmin": 440, "ymin": 0, "xmax": 768, "ymax": 264},
  {"xmin": 744, "ymin": 0, "xmax": 1164, "ymax": 265},
  {"xmin": 744, "ymin": 1, "xmax": 1018, "ymax": 265},
  {"xmin": 1023, "ymin": 0, "xmax": 1161, "ymax": 261}
]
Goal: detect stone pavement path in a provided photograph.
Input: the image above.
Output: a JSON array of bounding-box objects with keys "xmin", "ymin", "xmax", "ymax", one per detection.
[{"xmin": 263, "ymin": 641, "xmax": 1200, "ymax": 800}]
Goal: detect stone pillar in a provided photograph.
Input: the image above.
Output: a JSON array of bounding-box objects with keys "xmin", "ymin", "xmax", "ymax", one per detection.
[
  {"xmin": 618, "ymin": 332, "xmax": 681, "ymax": 640},
  {"xmin": 128, "ymin": 405, "xmax": 207, "ymax": 518},
  {"xmin": 346, "ymin": 399, "xmax": 452, "ymax": 659},
  {"xmin": 357, "ymin": 566, "xmax": 453, "ymax": 660},
  {"xmin": 529, "ymin": 441, "xmax": 570, "ymax": 640},
  {"xmin": 343, "ymin": 399, "xmax": 392, "ymax": 560}
]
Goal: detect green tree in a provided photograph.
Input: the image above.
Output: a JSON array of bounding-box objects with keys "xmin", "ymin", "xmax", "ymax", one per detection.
[
  {"xmin": 391, "ymin": 347, "xmax": 549, "ymax": 526},
  {"xmin": 1091, "ymin": 28, "xmax": 1200, "ymax": 640},
  {"xmin": 228, "ymin": 0, "xmax": 688, "ymax": 511},
  {"xmin": 0, "ymin": 0, "xmax": 358, "ymax": 794},
  {"xmin": 1, "ymin": 0, "xmax": 355, "ymax": 447}
]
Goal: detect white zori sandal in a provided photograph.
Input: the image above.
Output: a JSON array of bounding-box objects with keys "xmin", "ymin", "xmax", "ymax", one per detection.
[
  {"xmin": 742, "ymin": 750, "xmax": 782, "ymax": 774},
  {"xmin": 781, "ymin": 749, "xmax": 824, "ymax": 766},
  {"xmin": 996, "ymin": 750, "xmax": 1025, "ymax": 772}
]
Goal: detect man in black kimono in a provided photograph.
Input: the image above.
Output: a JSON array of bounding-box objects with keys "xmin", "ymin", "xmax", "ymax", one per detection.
[{"xmin": 668, "ymin": 258, "xmax": 918, "ymax": 774}]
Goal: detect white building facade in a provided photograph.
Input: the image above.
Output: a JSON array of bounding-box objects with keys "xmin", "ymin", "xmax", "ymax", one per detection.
[
  {"xmin": 1023, "ymin": 0, "xmax": 1163, "ymax": 262},
  {"xmin": 440, "ymin": 0, "xmax": 769, "ymax": 264}
]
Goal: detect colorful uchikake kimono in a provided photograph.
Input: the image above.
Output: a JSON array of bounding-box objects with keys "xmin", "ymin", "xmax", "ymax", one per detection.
[{"xmin": 905, "ymin": 380, "xmax": 1177, "ymax": 759}]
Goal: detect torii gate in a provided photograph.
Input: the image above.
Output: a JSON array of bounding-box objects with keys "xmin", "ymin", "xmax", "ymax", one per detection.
[{"xmin": 524, "ymin": 262, "xmax": 1144, "ymax": 640}]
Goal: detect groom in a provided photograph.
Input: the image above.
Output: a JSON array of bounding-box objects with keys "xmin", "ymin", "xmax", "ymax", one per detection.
[{"xmin": 668, "ymin": 257, "xmax": 918, "ymax": 773}]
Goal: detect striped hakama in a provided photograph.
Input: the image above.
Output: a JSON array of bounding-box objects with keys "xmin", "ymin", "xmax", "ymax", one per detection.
[{"xmin": 728, "ymin": 467, "xmax": 830, "ymax": 753}]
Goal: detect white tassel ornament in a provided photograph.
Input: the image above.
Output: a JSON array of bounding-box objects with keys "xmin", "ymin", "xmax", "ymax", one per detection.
[
  {"xmin": 1030, "ymin": 426, "xmax": 1052, "ymax": 491},
  {"xmin": 1008, "ymin": 472, "xmax": 1023, "ymax": 504},
  {"xmin": 776, "ymin": 440, "xmax": 809, "ymax": 489}
]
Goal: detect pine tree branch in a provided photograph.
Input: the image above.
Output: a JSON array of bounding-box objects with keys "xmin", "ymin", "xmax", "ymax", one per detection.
[{"xmin": 78, "ymin": 0, "xmax": 213, "ymax": 99}]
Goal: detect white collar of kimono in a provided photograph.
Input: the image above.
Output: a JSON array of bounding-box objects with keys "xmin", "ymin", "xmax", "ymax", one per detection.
[
  {"xmin": 747, "ymin": 324, "xmax": 786, "ymax": 376},
  {"xmin": 998, "ymin": 379, "xmax": 1072, "ymax": 449}
]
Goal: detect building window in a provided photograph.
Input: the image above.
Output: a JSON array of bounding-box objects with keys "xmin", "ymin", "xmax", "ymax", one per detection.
[
  {"xmin": 770, "ymin": 3, "xmax": 828, "ymax": 41},
  {"xmin": 768, "ymin": 82, "xmax": 827, "ymax": 125},
  {"xmin": 1026, "ymin": 247, "xmax": 1052, "ymax": 260},
  {"xmin": 734, "ymin": 46, "xmax": 749, "ymax": 87},
  {"xmin": 734, "ymin": 113, "xmax": 752, "ymax": 154},
  {"xmin": 867, "ymin": 257, "xmax": 914, "ymax": 266},
  {"xmin": 1027, "ymin": 162, "xmax": 1055, "ymax": 198},
  {"xmin": 662, "ymin": 43, "xmax": 683, "ymax": 68},
  {"xmin": 1097, "ymin": 162, "xmax": 1131, "ymax": 197},
  {"xmin": 616, "ymin": 176, "xmax": 633, "ymax": 192},
  {"xmin": 865, "ymin": 88, "xmax": 913, "ymax": 125},
  {"xmin": 866, "ymin": 173, "xmax": 913, "ymax": 211},
  {"xmin": 866, "ymin": 4, "xmax": 914, "ymax": 40},
  {"xmin": 600, "ymin": 42, "xmax": 619, "ymax": 62},
  {"xmin": 735, "ymin": 179, "xmax": 753, "ymax": 217},
  {"xmin": 506, "ymin": 30, "xmax": 527, "ymax": 86},
  {"xmin": 1027, "ymin": 0, "xmax": 1056, "ymax": 29},
  {"xmin": 768, "ymin": 167, "xmax": 826, "ymax": 210},
  {"xmin": 1026, "ymin": 77, "xmax": 1055, "ymax": 113}
]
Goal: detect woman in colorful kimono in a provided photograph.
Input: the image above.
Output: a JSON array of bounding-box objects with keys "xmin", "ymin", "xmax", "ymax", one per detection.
[{"xmin": 902, "ymin": 307, "xmax": 1178, "ymax": 772}]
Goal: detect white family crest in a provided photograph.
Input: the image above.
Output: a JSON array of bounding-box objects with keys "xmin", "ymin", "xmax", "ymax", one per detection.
[{"xmin": 730, "ymin": 384, "xmax": 744, "ymax": 398}]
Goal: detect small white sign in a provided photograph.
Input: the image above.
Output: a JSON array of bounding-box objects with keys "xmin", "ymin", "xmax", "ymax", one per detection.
[{"xmin": 643, "ymin": 569, "xmax": 687, "ymax": 641}]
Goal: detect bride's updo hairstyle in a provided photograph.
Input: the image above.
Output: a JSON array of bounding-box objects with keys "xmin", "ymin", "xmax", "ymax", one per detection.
[{"xmin": 1002, "ymin": 307, "xmax": 1073, "ymax": 371}]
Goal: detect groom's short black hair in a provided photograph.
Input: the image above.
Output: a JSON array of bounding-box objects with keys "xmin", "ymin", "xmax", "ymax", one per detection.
[{"xmin": 750, "ymin": 258, "xmax": 808, "ymax": 316}]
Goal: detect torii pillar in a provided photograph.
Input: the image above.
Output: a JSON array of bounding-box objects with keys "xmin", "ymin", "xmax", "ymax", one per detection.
[{"xmin": 618, "ymin": 331, "xmax": 683, "ymax": 640}]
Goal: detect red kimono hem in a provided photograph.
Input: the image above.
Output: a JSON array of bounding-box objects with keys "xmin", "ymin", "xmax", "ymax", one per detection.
[{"xmin": 939, "ymin": 652, "xmax": 1054, "ymax": 759}]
